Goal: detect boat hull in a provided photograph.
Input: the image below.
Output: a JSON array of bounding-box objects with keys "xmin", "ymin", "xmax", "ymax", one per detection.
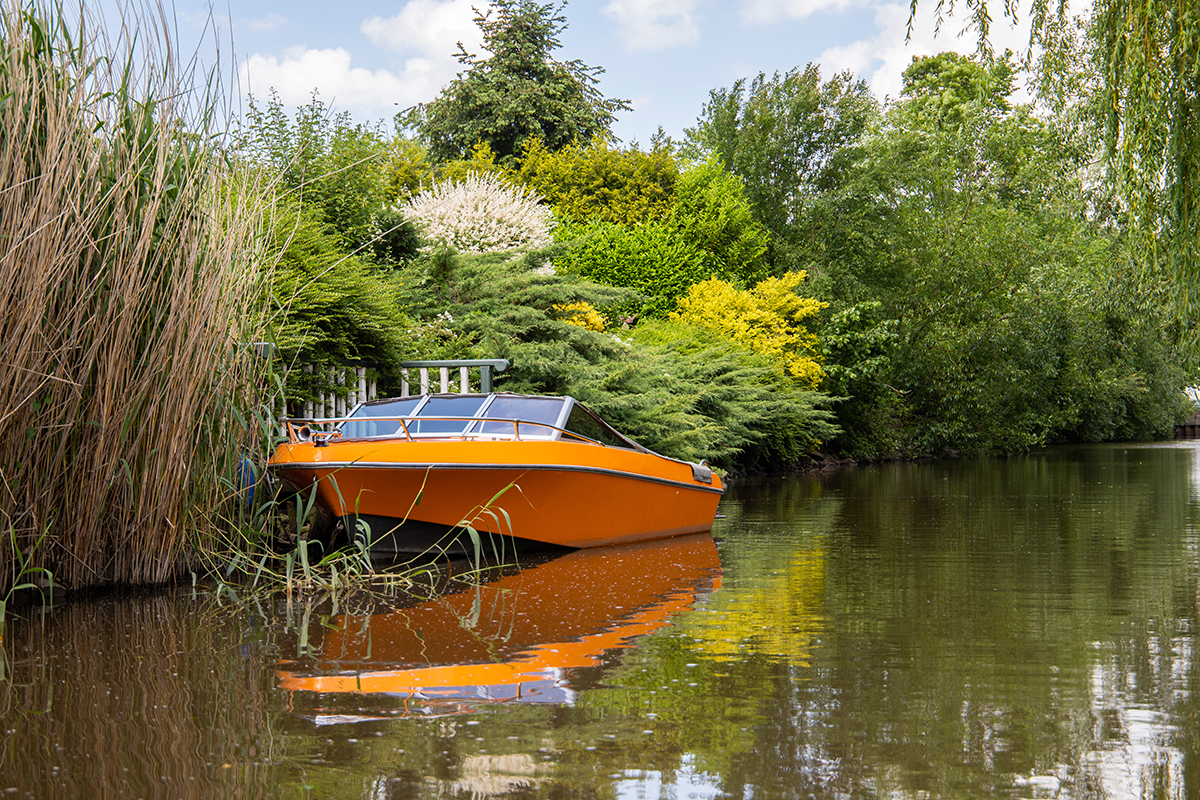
[{"xmin": 269, "ymin": 438, "xmax": 723, "ymax": 552}]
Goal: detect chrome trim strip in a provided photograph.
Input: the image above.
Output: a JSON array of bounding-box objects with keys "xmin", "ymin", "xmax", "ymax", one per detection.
[{"xmin": 269, "ymin": 460, "xmax": 725, "ymax": 495}]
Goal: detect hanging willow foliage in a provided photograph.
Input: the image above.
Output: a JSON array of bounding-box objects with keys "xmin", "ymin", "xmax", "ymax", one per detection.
[
  {"xmin": 909, "ymin": 0, "xmax": 1200, "ymax": 343},
  {"xmin": 0, "ymin": 1, "xmax": 271, "ymax": 590}
]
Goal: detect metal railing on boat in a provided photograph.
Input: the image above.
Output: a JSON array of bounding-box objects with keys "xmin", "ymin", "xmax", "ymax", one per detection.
[{"xmin": 285, "ymin": 416, "xmax": 599, "ymax": 446}]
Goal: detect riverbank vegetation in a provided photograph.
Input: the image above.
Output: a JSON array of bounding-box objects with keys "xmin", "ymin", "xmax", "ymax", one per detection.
[
  {"xmin": 0, "ymin": 0, "xmax": 1194, "ymax": 593},
  {"xmin": 0, "ymin": 1, "xmax": 274, "ymax": 594}
]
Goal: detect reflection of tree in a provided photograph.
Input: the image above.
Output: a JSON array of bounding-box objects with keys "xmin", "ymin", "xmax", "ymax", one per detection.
[
  {"xmin": 711, "ymin": 447, "xmax": 1200, "ymax": 799},
  {"xmin": 682, "ymin": 479, "xmax": 837, "ymax": 667}
]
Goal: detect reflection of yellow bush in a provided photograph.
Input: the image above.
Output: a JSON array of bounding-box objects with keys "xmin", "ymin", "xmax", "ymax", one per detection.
[
  {"xmin": 683, "ymin": 547, "xmax": 826, "ymax": 667},
  {"xmin": 670, "ymin": 272, "xmax": 827, "ymax": 389},
  {"xmin": 552, "ymin": 301, "xmax": 608, "ymax": 332}
]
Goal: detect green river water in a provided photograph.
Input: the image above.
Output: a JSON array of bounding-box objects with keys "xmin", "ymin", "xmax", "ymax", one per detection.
[{"xmin": 3, "ymin": 441, "xmax": 1198, "ymax": 799}]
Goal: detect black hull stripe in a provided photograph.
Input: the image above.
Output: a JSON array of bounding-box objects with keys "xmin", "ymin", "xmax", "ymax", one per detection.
[{"xmin": 269, "ymin": 461, "xmax": 725, "ymax": 495}]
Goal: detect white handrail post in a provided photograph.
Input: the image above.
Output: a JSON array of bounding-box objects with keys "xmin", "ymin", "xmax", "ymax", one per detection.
[
  {"xmin": 303, "ymin": 364, "xmax": 314, "ymax": 418},
  {"xmin": 439, "ymin": 367, "xmax": 450, "ymax": 393},
  {"xmin": 420, "ymin": 368, "xmax": 430, "ymax": 395},
  {"xmin": 460, "ymin": 366, "xmax": 469, "ymax": 393},
  {"xmin": 401, "ymin": 368, "xmax": 409, "ymax": 397},
  {"xmin": 328, "ymin": 367, "xmax": 337, "ymax": 418},
  {"xmin": 358, "ymin": 368, "xmax": 367, "ymax": 405}
]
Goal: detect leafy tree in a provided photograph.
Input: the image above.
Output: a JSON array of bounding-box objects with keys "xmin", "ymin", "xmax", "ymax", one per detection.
[
  {"xmin": 819, "ymin": 50, "xmax": 1187, "ymax": 456},
  {"xmin": 401, "ymin": 0, "xmax": 630, "ymax": 165},
  {"xmin": 239, "ymin": 93, "xmax": 391, "ymax": 252},
  {"xmin": 911, "ymin": 0, "xmax": 1200, "ymax": 358},
  {"xmin": 684, "ymin": 65, "xmax": 879, "ymax": 273},
  {"xmin": 672, "ymin": 159, "xmax": 770, "ymax": 284}
]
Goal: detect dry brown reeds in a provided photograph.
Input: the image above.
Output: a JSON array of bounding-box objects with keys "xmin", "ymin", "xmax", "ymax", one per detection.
[{"xmin": 0, "ymin": 1, "xmax": 271, "ymax": 589}]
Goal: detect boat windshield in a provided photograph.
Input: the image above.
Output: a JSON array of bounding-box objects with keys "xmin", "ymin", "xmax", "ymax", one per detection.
[
  {"xmin": 340, "ymin": 397, "xmax": 421, "ymax": 438},
  {"xmin": 339, "ymin": 394, "xmax": 570, "ymax": 439},
  {"xmin": 470, "ymin": 396, "xmax": 566, "ymax": 438},
  {"xmin": 408, "ymin": 395, "xmax": 489, "ymax": 434},
  {"xmin": 335, "ymin": 393, "xmax": 643, "ymax": 449},
  {"xmin": 563, "ymin": 403, "xmax": 647, "ymax": 451}
]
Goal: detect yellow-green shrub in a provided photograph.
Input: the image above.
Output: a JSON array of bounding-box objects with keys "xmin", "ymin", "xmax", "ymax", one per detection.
[
  {"xmin": 516, "ymin": 138, "xmax": 677, "ymax": 226},
  {"xmin": 671, "ymin": 272, "xmax": 828, "ymax": 388},
  {"xmin": 552, "ymin": 301, "xmax": 608, "ymax": 331}
]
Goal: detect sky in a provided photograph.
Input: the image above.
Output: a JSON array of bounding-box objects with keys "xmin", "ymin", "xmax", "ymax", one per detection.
[{"xmin": 165, "ymin": 0, "xmax": 1039, "ymax": 145}]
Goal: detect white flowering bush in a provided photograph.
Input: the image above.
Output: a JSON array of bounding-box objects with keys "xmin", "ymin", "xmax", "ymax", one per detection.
[{"xmin": 403, "ymin": 173, "xmax": 555, "ymax": 254}]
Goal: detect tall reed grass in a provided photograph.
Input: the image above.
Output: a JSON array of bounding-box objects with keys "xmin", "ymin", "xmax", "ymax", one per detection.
[{"xmin": 0, "ymin": 1, "xmax": 271, "ymax": 589}]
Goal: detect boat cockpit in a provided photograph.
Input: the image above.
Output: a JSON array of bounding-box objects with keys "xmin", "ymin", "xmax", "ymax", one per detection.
[{"xmin": 331, "ymin": 393, "xmax": 650, "ymax": 451}]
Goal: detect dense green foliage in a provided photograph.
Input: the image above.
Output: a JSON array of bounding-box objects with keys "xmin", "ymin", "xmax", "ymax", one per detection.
[
  {"xmin": 241, "ymin": 94, "xmax": 392, "ymax": 251},
  {"xmin": 531, "ymin": 142, "xmax": 769, "ymax": 318},
  {"xmin": 401, "ymin": 0, "xmax": 629, "ymax": 165},
  {"xmin": 672, "ymin": 160, "xmax": 769, "ymax": 284},
  {"xmin": 914, "ymin": 0, "xmax": 1200, "ymax": 341},
  {"xmin": 397, "ymin": 250, "xmax": 837, "ymax": 469},
  {"xmin": 684, "ymin": 52, "xmax": 1189, "ymax": 458},
  {"xmin": 266, "ymin": 202, "xmax": 413, "ymax": 366},
  {"xmin": 552, "ymin": 220, "xmax": 712, "ymax": 318}
]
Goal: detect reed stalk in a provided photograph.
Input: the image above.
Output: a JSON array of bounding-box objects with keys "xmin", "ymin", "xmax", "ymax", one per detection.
[{"xmin": 0, "ymin": 0, "xmax": 272, "ymax": 590}]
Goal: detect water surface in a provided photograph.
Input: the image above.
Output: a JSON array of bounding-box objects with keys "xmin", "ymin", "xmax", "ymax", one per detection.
[{"xmin": 4, "ymin": 442, "xmax": 1198, "ymax": 798}]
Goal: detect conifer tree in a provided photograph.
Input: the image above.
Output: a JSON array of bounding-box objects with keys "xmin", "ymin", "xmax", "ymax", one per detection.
[{"xmin": 400, "ymin": 0, "xmax": 629, "ymax": 165}]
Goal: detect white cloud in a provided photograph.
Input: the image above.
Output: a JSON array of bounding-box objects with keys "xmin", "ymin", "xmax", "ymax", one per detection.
[
  {"xmin": 238, "ymin": 0, "xmax": 486, "ymax": 122},
  {"xmin": 817, "ymin": 1, "xmax": 1036, "ymax": 101},
  {"xmin": 361, "ymin": 0, "xmax": 483, "ymax": 59},
  {"xmin": 603, "ymin": 0, "xmax": 701, "ymax": 51},
  {"xmin": 240, "ymin": 46, "xmax": 438, "ymax": 120},
  {"xmin": 739, "ymin": 0, "xmax": 858, "ymax": 25}
]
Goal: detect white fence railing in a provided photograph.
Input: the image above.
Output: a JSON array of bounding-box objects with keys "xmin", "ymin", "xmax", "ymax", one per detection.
[
  {"xmin": 295, "ymin": 359, "xmax": 510, "ymax": 419},
  {"xmin": 301, "ymin": 365, "xmax": 379, "ymax": 419},
  {"xmin": 398, "ymin": 359, "xmax": 509, "ymax": 397}
]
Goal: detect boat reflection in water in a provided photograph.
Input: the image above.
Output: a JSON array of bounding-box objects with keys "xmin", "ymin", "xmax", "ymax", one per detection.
[{"xmin": 277, "ymin": 533, "xmax": 722, "ymax": 715}]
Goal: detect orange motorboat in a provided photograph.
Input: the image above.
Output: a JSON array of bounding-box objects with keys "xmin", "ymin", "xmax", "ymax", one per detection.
[
  {"xmin": 277, "ymin": 533, "xmax": 722, "ymax": 707},
  {"xmin": 268, "ymin": 392, "xmax": 723, "ymax": 554}
]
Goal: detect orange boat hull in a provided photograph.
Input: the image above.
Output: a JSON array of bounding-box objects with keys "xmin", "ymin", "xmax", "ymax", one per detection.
[{"xmin": 269, "ymin": 437, "xmax": 723, "ymax": 551}]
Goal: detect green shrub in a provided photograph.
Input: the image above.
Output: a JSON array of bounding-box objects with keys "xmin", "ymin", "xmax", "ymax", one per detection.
[
  {"xmin": 398, "ymin": 250, "xmax": 838, "ymax": 470},
  {"xmin": 614, "ymin": 320, "xmax": 840, "ymax": 469},
  {"xmin": 672, "ymin": 159, "xmax": 770, "ymax": 285},
  {"xmin": 553, "ymin": 220, "xmax": 717, "ymax": 318},
  {"xmin": 267, "ymin": 201, "xmax": 414, "ymax": 404}
]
